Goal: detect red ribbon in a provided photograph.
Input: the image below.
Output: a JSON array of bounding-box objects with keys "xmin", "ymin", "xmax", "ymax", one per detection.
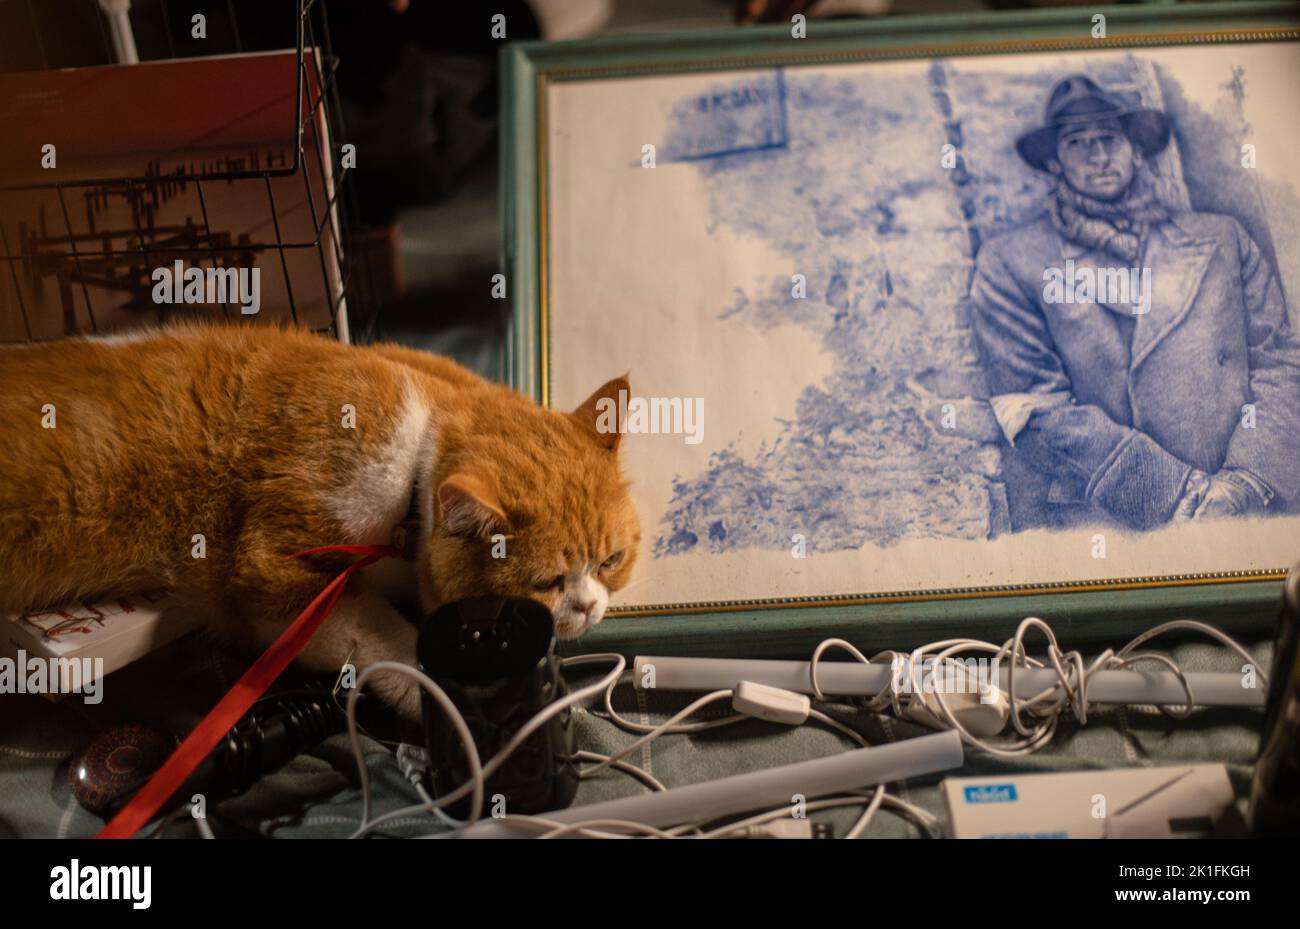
[{"xmin": 96, "ymin": 544, "xmax": 399, "ymax": 839}]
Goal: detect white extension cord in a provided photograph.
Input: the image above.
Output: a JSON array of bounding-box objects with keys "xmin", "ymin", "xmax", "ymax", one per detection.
[{"xmin": 338, "ymin": 615, "xmax": 1265, "ymax": 838}]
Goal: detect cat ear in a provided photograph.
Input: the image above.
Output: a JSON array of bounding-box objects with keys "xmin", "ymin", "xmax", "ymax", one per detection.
[
  {"xmin": 571, "ymin": 374, "xmax": 630, "ymax": 453},
  {"xmin": 437, "ymin": 473, "xmax": 508, "ymax": 538}
]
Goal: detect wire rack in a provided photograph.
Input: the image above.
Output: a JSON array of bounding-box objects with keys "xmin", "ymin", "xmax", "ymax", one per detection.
[{"xmin": 0, "ymin": 0, "xmax": 376, "ymax": 344}]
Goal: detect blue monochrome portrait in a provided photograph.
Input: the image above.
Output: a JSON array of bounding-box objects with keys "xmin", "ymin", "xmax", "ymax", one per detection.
[
  {"xmin": 646, "ymin": 56, "xmax": 1300, "ymax": 555},
  {"xmin": 969, "ymin": 73, "xmax": 1300, "ymax": 533}
]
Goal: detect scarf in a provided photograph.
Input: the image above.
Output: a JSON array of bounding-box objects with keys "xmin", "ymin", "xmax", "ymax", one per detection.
[{"xmin": 1047, "ymin": 170, "xmax": 1171, "ymax": 264}]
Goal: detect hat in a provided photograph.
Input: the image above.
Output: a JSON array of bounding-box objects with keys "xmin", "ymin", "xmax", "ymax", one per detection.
[{"xmin": 1016, "ymin": 74, "xmax": 1171, "ymax": 172}]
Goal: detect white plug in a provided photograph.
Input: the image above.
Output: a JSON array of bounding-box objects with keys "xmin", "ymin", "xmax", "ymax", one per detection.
[
  {"xmin": 733, "ymin": 681, "xmax": 811, "ymax": 725},
  {"xmin": 733, "ymin": 819, "xmax": 833, "ymax": 839},
  {"xmin": 904, "ymin": 684, "xmax": 1009, "ymax": 738}
]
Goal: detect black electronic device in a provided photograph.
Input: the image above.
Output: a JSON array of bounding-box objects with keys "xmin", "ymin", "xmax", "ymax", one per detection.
[
  {"xmin": 1249, "ymin": 563, "xmax": 1300, "ymax": 836},
  {"xmin": 417, "ymin": 596, "xmax": 578, "ymax": 819},
  {"xmin": 69, "ymin": 687, "xmax": 375, "ymax": 820}
]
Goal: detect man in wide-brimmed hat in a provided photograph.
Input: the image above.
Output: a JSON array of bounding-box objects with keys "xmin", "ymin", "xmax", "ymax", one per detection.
[{"xmin": 967, "ymin": 74, "xmax": 1300, "ymax": 531}]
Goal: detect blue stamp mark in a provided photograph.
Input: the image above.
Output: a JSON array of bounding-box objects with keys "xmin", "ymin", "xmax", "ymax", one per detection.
[
  {"xmin": 666, "ymin": 69, "xmax": 787, "ymax": 161},
  {"xmin": 963, "ymin": 784, "xmax": 1018, "ymax": 804}
]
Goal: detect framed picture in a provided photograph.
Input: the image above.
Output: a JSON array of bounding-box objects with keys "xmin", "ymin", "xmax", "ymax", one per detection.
[{"xmin": 502, "ymin": 2, "xmax": 1300, "ymax": 656}]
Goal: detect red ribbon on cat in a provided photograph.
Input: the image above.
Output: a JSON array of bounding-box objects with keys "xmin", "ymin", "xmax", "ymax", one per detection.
[{"xmin": 96, "ymin": 544, "xmax": 398, "ymax": 839}]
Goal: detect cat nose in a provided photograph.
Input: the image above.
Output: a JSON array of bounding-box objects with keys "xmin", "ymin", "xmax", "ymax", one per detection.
[{"xmin": 577, "ymin": 599, "xmax": 597, "ymax": 617}]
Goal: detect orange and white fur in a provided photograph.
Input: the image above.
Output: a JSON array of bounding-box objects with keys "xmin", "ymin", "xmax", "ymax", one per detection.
[{"xmin": 0, "ymin": 324, "xmax": 640, "ymax": 717}]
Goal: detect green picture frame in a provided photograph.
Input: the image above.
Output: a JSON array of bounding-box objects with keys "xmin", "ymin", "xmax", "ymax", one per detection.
[{"xmin": 500, "ymin": 2, "xmax": 1299, "ymax": 658}]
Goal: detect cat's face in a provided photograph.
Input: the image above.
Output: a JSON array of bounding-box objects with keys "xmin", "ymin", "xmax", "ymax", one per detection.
[{"xmin": 422, "ymin": 376, "xmax": 640, "ymax": 640}]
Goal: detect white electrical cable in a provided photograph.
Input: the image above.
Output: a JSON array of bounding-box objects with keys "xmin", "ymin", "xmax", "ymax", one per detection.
[
  {"xmin": 802, "ymin": 616, "xmax": 1268, "ymax": 758},
  {"xmin": 438, "ymin": 731, "xmax": 963, "ymax": 838},
  {"xmin": 641, "ymin": 637, "xmax": 1266, "ymax": 707},
  {"xmin": 573, "ymin": 750, "xmax": 668, "ymax": 792},
  {"xmin": 489, "ymin": 815, "xmax": 680, "ymax": 839},
  {"xmin": 346, "ymin": 661, "xmax": 484, "ymax": 831},
  {"xmin": 690, "ymin": 787, "xmax": 880, "ymax": 839},
  {"xmin": 579, "ymin": 690, "xmax": 735, "ymax": 779},
  {"xmin": 845, "ymin": 786, "xmax": 888, "ymax": 839},
  {"xmin": 536, "ymin": 818, "xmax": 681, "ymax": 839},
  {"xmin": 345, "ymin": 650, "xmax": 927, "ymax": 840},
  {"xmin": 347, "ymin": 654, "xmax": 626, "ymax": 838},
  {"xmin": 673, "ymin": 788, "xmax": 934, "ymax": 839},
  {"xmin": 347, "ymin": 614, "xmax": 1259, "ymax": 839},
  {"xmin": 601, "ymin": 678, "xmax": 746, "ymax": 735},
  {"xmin": 412, "ymin": 781, "xmax": 467, "ymax": 829},
  {"xmin": 808, "ymin": 708, "xmax": 870, "ymax": 747},
  {"xmin": 452, "ymin": 790, "xmax": 891, "ymax": 839}
]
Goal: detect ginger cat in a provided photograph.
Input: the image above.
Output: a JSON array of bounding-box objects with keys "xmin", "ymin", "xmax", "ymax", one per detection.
[{"xmin": 0, "ymin": 324, "xmax": 640, "ymax": 717}]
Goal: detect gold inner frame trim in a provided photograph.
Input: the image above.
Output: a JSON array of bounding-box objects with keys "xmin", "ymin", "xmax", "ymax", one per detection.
[
  {"xmin": 531, "ymin": 26, "xmax": 1299, "ymax": 617},
  {"xmin": 609, "ymin": 570, "xmax": 1288, "ymax": 618}
]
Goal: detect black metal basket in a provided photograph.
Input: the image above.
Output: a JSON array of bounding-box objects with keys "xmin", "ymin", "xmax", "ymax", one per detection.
[{"xmin": 0, "ymin": 0, "xmax": 375, "ymax": 344}]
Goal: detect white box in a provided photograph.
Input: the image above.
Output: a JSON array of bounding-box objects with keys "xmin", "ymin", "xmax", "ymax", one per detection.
[
  {"xmin": 2, "ymin": 593, "xmax": 195, "ymax": 699},
  {"xmin": 942, "ymin": 764, "xmax": 1236, "ymax": 838}
]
